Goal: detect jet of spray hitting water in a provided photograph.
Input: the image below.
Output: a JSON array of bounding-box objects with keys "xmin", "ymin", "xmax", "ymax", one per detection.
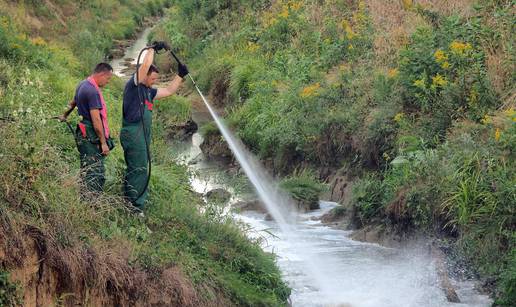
[{"xmin": 188, "ymin": 75, "xmax": 339, "ymax": 303}]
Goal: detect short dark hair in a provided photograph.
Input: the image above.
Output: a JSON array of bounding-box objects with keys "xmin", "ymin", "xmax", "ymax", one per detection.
[
  {"xmin": 147, "ymin": 64, "xmax": 159, "ymax": 75},
  {"xmin": 93, "ymin": 62, "xmax": 113, "ymax": 74}
]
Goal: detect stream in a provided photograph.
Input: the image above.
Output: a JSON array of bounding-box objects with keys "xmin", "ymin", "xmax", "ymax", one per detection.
[{"xmin": 111, "ymin": 27, "xmax": 493, "ymax": 307}]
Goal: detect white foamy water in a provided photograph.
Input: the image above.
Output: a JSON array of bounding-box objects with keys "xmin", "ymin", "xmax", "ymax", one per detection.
[{"xmin": 238, "ymin": 202, "xmax": 492, "ymax": 307}]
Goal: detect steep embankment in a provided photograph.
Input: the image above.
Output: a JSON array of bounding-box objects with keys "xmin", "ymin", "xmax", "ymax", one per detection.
[
  {"xmin": 0, "ymin": 1, "xmax": 289, "ymax": 306},
  {"xmin": 151, "ymin": 0, "xmax": 515, "ymax": 304}
]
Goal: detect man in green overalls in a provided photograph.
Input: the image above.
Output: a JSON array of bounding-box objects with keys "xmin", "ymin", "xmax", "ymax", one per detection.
[
  {"xmin": 121, "ymin": 42, "xmax": 188, "ymax": 212},
  {"xmin": 60, "ymin": 63, "xmax": 114, "ymax": 195}
]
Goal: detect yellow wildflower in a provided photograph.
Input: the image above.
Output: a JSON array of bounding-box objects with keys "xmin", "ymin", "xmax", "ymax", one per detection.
[
  {"xmin": 503, "ymin": 108, "xmax": 515, "ymax": 117},
  {"xmin": 401, "ymin": 0, "xmax": 413, "ymax": 10},
  {"xmin": 348, "ymin": 44, "xmax": 354, "ymax": 50},
  {"xmin": 358, "ymin": 0, "xmax": 366, "ymax": 11},
  {"xmin": 300, "ymin": 82, "xmax": 321, "ymax": 98},
  {"xmin": 342, "ymin": 20, "xmax": 355, "ymax": 40},
  {"xmin": 468, "ymin": 89, "xmax": 478, "ymax": 106},
  {"xmin": 289, "ymin": 1, "xmax": 303, "ymax": 10},
  {"xmin": 279, "ymin": 5, "xmax": 289, "ymax": 18},
  {"xmin": 246, "ymin": 42, "xmax": 260, "ymax": 52},
  {"xmin": 494, "ymin": 128, "xmax": 501, "ymax": 142},
  {"xmin": 263, "ymin": 12, "xmax": 278, "ymax": 28},
  {"xmin": 450, "ymin": 41, "xmax": 472, "ymax": 56},
  {"xmin": 413, "ymin": 78, "xmax": 425, "ymax": 88},
  {"xmin": 16, "ymin": 33, "xmax": 27, "ymax": 41},
  {"xmin": 431, "ymin": 74, "xmax": 447, "ymax": 88},
  {"xmin": 324, "ymin": 38, "xmax": 331, "ymax": 44},
  {"xmin": 1, "ymin": 16, "xmax": 8, "ymax": 28},
  {"xmin": 441, "ymin": 61, "xmax": 450, "ymax": 69},
  {"xmin": 503, "ymin": 108, "xmax": 516, "ymax": 122},
  {"xmin": 481, "ymin": 115, "xmax": 492, "ymax": 125},
  {"xmin": 339, "ymin": 63, "xmax": 350, "ymax": 72},
  {"xmin": 387, "ymin": 68, "xmax": 399, "ymax": 78},
  {"xmin": 383, "ymin": 152, "xmax": 391, "ymax": 161},
  {"xmin": 434, "ymin": 49, "xmax": 448, "ymax": 63},
  {"xmin": 394, "ymin": 112, "xmax": 404, "ymax": 122},
  {"xmin": 31, "ymin": 37, "xmax": 46, "ymax": 46}
]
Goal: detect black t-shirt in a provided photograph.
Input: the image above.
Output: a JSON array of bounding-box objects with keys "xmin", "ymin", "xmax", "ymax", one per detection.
[{"xmin": 122, "ymin": 74, "xmax": 158, "ymax": 123}]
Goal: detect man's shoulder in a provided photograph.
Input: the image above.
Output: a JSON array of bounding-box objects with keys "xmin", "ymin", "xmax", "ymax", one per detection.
[
  {"xmin": 76, "ymin": 80, "xmax": 100, "ymax": 103},
  {"xmin": 77, "ymin": 79, "xmax": 96, "ymax": 93},
  {"xmin": 125, "ymin": 74, "xmax": 138, "ymax": 88}
]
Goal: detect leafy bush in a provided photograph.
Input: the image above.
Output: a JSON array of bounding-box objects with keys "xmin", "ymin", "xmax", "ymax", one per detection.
[
  {"xmin": 279, "ymin": 169, "xmax": 326, "ymax": 204},
  {"xmin": 398, "ymin": 16, "xmax": 498, "ymax": 137},
  {"xmin": 351, "ymin": 174, "xmax": 387, "ymax": 224}
]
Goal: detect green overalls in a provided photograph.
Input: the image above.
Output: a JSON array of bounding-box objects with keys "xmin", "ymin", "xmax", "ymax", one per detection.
[
  {"xmin": 76, "ymin": 119, "xmax": 105, "ymax": 194},
  {"xmin": 120, "ymin": 97, "xmax": 153, "ymax": 209}
]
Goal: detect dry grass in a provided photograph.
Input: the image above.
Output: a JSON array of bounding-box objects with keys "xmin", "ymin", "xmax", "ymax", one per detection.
[
  {"xmin": 480, "ymin": 4, "xmax": 516, "ymax": 99},
  {"xmin": 365, "ymin": 0, "xmax": 475, "ymax": 66},
  {"xmin": 486, "ymin": 49, "xmax": 515, "ymax": 100}
]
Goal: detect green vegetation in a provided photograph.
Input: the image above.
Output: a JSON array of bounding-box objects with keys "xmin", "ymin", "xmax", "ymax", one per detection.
[
  {"xmin": 0, "ymin": 271, "xmax": 22, "ymax": 306},
  {"xmin": 0, "ymin": 1, "xmax": 288, "ymax": 305},
  {"xmin": 155, "ymin": 0, "xmax": 515, "ymax": 303},
  {"xmin": 280, "ymin": 170, "xmax": 326, "ymax": 206}
]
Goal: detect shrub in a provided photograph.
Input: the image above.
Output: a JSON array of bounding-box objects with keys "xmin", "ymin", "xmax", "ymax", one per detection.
[
  {"xmin": 398, "ymin": 15, "xmax": 498, "ymax": 137},
  {"xmin": 279, "ymin": 169, "xmax": 326, "ymax": 204}
]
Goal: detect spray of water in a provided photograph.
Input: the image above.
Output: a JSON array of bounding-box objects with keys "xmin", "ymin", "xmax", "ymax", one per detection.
[{"xmin": 190, "ymin": 76, "xmax": 338, "ymax": 302}]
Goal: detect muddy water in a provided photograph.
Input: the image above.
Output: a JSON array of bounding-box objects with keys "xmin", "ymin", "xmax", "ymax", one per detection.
[
  {"xmin": 112, "ymin": 28, "xmax": 493, "ymax": 307},
  {"xmin": 111, "ymin": 27, "xmax": 154, "ymax": 78}
]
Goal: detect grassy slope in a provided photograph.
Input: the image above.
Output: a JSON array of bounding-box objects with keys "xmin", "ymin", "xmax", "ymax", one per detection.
[
  {"xmin": 0, "ymin": 1, "xmax": 289, "ymax": 305},
  {"xmin": 153, "ymin": 0, "xmax": 515, "ymax": 304}
]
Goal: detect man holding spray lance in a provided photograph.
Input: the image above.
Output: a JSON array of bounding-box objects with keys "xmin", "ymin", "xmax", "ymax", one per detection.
[{"xmin": 121, "ymin": 41, "xmax": 189, "ymax": 214}]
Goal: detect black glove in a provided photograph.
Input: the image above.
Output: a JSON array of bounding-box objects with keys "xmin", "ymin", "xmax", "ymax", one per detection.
[
  {"xmin": 152, "ymin": 41, "xmax": 170, "ymax": 52},
  {"xmin": 178, "ymin": 63, "xmax": 189, "ymax": 78}
]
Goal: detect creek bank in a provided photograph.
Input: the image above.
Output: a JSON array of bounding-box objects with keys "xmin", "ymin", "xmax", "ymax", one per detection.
[
  {"xmin": 0, "ymin": 225, "xmax": 228, "ymax": 307},
  {"xmin": 165, "ymin": 119, "xmax": 198, "ymax": 141},
  {"xmin": 199, "ymin": 130, "xmax": 233, "ymax": 162}
]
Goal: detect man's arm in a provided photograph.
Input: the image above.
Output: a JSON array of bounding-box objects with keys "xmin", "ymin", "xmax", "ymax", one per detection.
[
  {"xmin": 89, "ymin": 109, "xmax": 109, "ymax": 156},
  {"xmin": 155, "ymin": 75, "xmax": 183, "ymax": 100},
  {"xmin": 137, "ymin": 48, "xmax": 155, "ymax": 84},
  {"xmin": 59, "ymin": 100, "xmax": 76, "ymax": 122}
]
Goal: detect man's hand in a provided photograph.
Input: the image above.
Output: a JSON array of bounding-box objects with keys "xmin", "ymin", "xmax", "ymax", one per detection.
[
  {"xmin": 100, "ymin": 143, "xmax": 110, "ymax": 156},
  {"xmin": 152, "ymin": 41, "xmax": 170, "ymax": 52},
  {"xmin": 178, "ymin": 63, "xmax": 189, "ymax": 78}
]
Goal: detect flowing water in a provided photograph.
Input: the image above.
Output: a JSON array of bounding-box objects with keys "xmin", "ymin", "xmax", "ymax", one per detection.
[
  {"xmin": 113, "ymin": 27, "xmax": 493, "ymax": 307},
  {"xmin": 111, "ymin": 27, "xmax": 154, "ymax": 78}
]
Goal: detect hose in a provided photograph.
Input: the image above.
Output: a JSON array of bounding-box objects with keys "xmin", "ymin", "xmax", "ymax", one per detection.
[{"xmin": 134, "ymin": 46, "xmax": 154, "ymax": 201}]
